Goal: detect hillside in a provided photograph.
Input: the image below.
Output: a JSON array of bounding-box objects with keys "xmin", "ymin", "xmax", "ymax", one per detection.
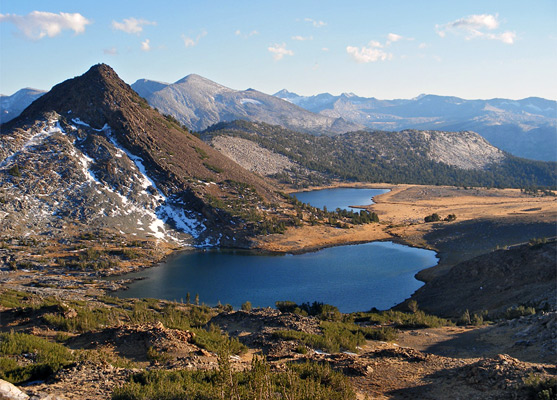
[
  {"xmin": 131, "ymin": 75, "xmax": 363, "ymax": 135},
  {"xmin": 202, "ymin": 120, "xmax": 557, "ymax": 189},
  {"xmin": 401, "ymin": 240, "xmax": 557, "ymax": 318},
  {"xmin": 0, "ymin": 65, "xmax": 287, "ymax": 248},
  {"xmin": 275, "ymin": 91, "xmax": 557, "ymax": 162}
]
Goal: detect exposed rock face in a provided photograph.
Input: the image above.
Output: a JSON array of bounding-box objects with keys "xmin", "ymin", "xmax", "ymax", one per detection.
[
  {"xmin": 415, "ymin": 130, "xmax": 505, "ymax": 170},
  {"xmin": 131, "ymin": 75, "xmax": 363, "ymax": 135},
  {"xmin": 210, "ymin": 135, "xmax": 303, "ymax": 176},
  {"xmin": 0, "ymin": 64, "xmax": 283, "ymax": 247}
]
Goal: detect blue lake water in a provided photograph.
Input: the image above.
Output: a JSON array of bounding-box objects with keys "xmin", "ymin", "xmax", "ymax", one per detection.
[
  {"xmin": 114, "ymin": 188, "xmax": 436, "ymax": 312},
  {"xmin": 292, "ymin": 187, "xmax": 390, "ymax": 211},
  {"xmin": 114, "ymin": 242, "xmax": 437, "ymax": 312}
]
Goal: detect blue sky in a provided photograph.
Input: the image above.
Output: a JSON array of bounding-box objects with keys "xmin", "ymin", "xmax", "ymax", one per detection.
[{"xmin": 1, "ymin": 0, "xmax": 555, "ymax": 99}]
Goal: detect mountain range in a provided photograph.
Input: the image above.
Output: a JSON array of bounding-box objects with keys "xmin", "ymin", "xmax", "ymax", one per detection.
[
  {"xmin": 2, "ymin": 74, "xmax": 555, "ymax": 162},
  {"xmin": 275, "ymin": 90, "xmax": 557, "ymax": 162},
  {"xmin": 0, "ymin": 88, "xmax": 46, "ymax": 124},
  {"xmin": 131, "ymin": 75, "xmax": 362, "ymax": 135}
]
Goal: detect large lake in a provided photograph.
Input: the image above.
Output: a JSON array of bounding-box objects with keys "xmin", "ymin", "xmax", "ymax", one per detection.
[
  {"xmin": 113, "ymin": 188, "xmax": 437, "ymax": 312},
  {"xmin": 292, "ymin": 187, "xmax": 390, "ymax": 211}
]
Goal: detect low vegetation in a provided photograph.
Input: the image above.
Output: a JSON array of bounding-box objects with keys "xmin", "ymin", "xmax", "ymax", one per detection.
[{"xmin": 113, "ymin": 356, "xmax": 355, "ymax": 400}]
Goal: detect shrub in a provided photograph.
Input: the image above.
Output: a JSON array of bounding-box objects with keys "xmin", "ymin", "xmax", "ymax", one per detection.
[
  {"xmin": 112, "ymin": 358, "xmax": 356, "ymax": 400},
  {"xmin": 0, "ymin": 331, "xmax": 73, "ymax": 384},
  {"xmin": 241, "ymin": 301, "xmax": 252, "ymax": 311},
  {"xmin": 424, "ymin": 213, "xmax": 441, "ymax": 223}
]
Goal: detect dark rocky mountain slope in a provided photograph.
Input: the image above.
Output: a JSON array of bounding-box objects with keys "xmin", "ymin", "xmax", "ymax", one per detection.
[{"xmin": 0, "ymin": 64, "xmax": 284, "ymax": 247}]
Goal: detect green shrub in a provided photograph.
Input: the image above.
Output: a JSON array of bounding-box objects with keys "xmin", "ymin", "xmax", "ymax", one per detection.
[
  {"xmin": 0, "ymin": 332, "xmax": 73, "ymax": 384},
  {"xmin": 112, "ymin": 358, "xmax": 355, "ymax": 400},
  {"xmin": 352, "ymin": 309, "xmax": 454, "ymax": 329},
  {"xmin": 241, "ymin": 301, "xmax": 252, "ymax": 311},
  {"xmin": 523, "ymin": 374, "xmax": 557, "ymax": 400},
  {"xmin": 424, "ymin": 213, "xmax": 441, "ymax": 223},
  {"xmin": 504, "ymin": 305, "xmax": 536, "ymax": 320}
]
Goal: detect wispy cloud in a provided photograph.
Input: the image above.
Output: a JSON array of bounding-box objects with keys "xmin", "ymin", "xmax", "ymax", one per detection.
[
  {"xmin": 141, "ymin": 39, "xmax": 151, "ymax": 51},
  {"xmin": 292, "ymin": 35, "xmax": 313, "ymax": 41},
  {"xmin": 103, "ymin": 47, "xmax": 118, "ymax": 55},
  {"xmin": 304, "ymin": 18, "xmax": 326, "ymax": 28},
  {"xmin": 436, "ymin": 14, "xmax": 516, "ymax": 44},
  {"xmin": 112, "ymin": 17, "xmax": 156, "ymax": 35},
  {"xmin": 182, "ymin": 30, "xmax": 207, "ymax": 47},
  {"xmin": 268, "ymin": 43, "xmax": 293, "ymax": 60},
  {"xmin": 235, "ymin": 29, "xmax": 258, "ymax": 38},
  {"xmin": 0, "ymin": 11, "xmax": 91, "ymax": 40}
]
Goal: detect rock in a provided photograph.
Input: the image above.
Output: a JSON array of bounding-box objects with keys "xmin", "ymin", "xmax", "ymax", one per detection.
[{"xmin": 0, "ymin": 379, "xmax": 29, "ymax": 400}]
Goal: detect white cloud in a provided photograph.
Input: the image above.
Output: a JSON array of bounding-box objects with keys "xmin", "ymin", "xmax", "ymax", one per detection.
[
  {"xmin": 304, "ymin": 18, "xmax": 326, "ymax": 28},
  {"xmin": 182, "ymin": 30, "xmax": 207, "ymax": 47},
  {"xmin": 103, "ymin": 47, "xmax": 118, "ymax": 55},
  {"xmin": 235, "ymin": 29, "xmax": 258, "ymax": 38},
  {"xmin": 268, "ymin": 43, "xmax": 293, "ymax": 60},
  {"xmin": 346, "ymin": 35, "xmax": 408, "ymax": 63},
  {"xmin": 0, "ymin": 11, "xmax": 91, "ymax": 40},
  {"xmin": 418, "ymin": 42, "xmax": 428, "ymax": 49},
  {"xmin": 387, "ymin": 33, "xmax": 403, "ymax": 44},
  {"xmin": 322, "ymin": 47, "xmax": 329, "ymax": 52},
  {"xmin": 141, "ymin": 39, "xmax": 151, "ymax": 51},
  {"xmin": 436, "ymin": 13, "xmax": 515, "ymax": 44},
  {"xmin": 292, "ymin": 35, "xmax": 313, "ymax": 41},
  {"xmin": 112, "ymin": 17, "xmax": 156, "ymax": 35},
  {"xmin": 346, "ymin": 43, "xmax": 392, "ymax": 63},
  {"xmin": 486, "ymin": 31, "xmax": 516, "ymax": 44}
]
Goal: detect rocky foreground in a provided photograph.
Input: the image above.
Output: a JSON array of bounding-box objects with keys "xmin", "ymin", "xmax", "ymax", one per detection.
[{"xmin": 0, "ymin": 264, "xmax": 555, "ymax": 400}]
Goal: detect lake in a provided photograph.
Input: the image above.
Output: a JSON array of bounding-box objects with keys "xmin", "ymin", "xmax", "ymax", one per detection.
[
  {"xmin": 114, "ymin": 242, "xmax": 437, "ymax": 312},
  {"xmin": 113, "ymin": 187, "xmax": 437, "ymax": 312},
  {"xmin": 292, "ymin": 187, "xmax": 390, "ymax": 211}
]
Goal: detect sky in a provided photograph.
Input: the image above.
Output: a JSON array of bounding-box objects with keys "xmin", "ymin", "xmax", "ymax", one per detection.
[{"xmin": 1, "ymin": 0, "xmax": 556, "ymax": 100}]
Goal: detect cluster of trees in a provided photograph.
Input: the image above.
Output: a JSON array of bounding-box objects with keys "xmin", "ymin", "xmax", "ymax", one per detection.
[
  {"xmin": 287, "ymin": 195, "xmax": 379, "ymax": 229},
  {"xmin": 275, "ymin": 300, "xmax": 342, "ymax": 321}
]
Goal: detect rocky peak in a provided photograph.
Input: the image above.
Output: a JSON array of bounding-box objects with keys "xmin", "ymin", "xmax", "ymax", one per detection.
[
  {"xmin": 0, "ymin": 64, "xmax": 283, "ymax": 247},
  {"xmin": 16, "ymin": 64, "xmax": 146, "ymax": 131}
]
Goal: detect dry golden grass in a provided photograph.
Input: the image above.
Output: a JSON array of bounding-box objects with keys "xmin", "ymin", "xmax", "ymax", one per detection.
[{"xmin": 256, "ymin": 184, "xmax": 557, "ymax": 253}]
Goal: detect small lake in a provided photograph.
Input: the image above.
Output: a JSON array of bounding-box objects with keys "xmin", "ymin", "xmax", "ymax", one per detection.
[
  {"xmin": 292, "ymin": 187, "xmax": 389, "ymax": 211},
  {"xmin": 113, "ymin": 242, "xmax": 437, "ymax": 313}
]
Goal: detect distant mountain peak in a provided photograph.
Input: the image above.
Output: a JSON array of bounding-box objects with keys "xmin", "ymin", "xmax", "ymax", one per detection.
[{"xmin": 274, "ymin": 89, "xmax": 299, "ymax": 97}]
